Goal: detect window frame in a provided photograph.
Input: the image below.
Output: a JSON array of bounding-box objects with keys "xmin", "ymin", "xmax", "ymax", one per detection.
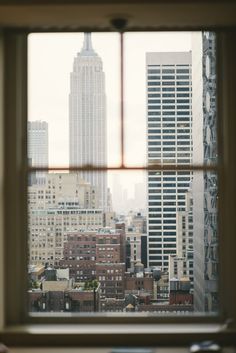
[{"xmin": 1, "ymin": 24, "xmax": 236, "ymax": 348}]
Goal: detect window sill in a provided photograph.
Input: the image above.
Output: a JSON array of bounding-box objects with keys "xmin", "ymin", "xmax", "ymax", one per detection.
[
  {"xmin": 6, "ymin": 349, "xmax": 236, "ymax": 353},
  {"xmin": 0, "ymin": 323, "xmax": 236, "ymax": 347}
]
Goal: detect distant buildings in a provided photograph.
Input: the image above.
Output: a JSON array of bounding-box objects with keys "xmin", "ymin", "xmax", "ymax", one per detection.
[
  {"xmin": 28, "ymin": 120, "xmax": 48, "ymax": 183},
  {"xmin": 69, "ymin": 33, "xmax": 108, "ymax": 210},
  {"xmin": 111, "ymin": 175, "xmax": 146, "ymax": 214},
  {"xmin": 28, "ymin": 173, "xmax": 103, "ymax": 267},
  {"xmin": 146, "ymin": 51, "xmax": 192, "ymax": 271},
  {"xmin": 28, "ymin": 173, "xmax": 99, "ymax": 210},
  {"xmin": 131, "ymin": 212, "xmax": 147, "ymax": 234},
  {"xmin": 29, "ymin": 208, "xmax": 104, "ymax": 267}
]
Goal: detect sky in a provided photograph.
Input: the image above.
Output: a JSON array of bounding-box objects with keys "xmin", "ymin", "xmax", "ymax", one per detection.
[{"xmin": 28, "ymin": 32, "xmax": 193, "ymax": 206}]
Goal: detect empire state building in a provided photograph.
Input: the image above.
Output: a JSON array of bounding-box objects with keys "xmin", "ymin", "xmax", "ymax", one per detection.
[{"xmin": 69, "ymin": 33, "xmax": 107, "ymax": 210}]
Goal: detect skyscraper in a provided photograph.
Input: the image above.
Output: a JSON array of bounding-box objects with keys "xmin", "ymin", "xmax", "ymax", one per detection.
[
  {"xmin": 146, "ymin": 52, "xmax": 192, "ymax": 271},
  {"xmin": 69, "ymin": 33, "xmax": 107, "ymax": 210},
  {"xmin": 28, "ymin": 120, "xmax": 48, "ymax": 183}
]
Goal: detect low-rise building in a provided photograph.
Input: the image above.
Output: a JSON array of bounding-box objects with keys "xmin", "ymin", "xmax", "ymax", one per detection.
[
  {"xmin": 125, "ymin": 271, "xmax": 154, "ymax": 298},
  {"xmin": 28, "ymin": 279, "xmax": 100, "ymax": 312},
  {"xmin": 169, "ymin": 277, "xmax": 193, "ymax": 305}
]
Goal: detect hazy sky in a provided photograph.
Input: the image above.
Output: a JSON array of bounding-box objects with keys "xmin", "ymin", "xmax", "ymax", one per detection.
[{"xmin": 28, "ymin": 32, "xmax": 193, "ymax": 202}]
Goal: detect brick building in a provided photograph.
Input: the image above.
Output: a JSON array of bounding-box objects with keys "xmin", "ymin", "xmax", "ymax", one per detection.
[
  {"xmin": 96, "ymin": 230, "xmax": 124, "ymax": 263},
  {"xmin": 96, "ymin": 228, "xmax": 126, "ymax": 299},
  {"xmin": 59, "ymin": 228, "xmax": 127, "ymax": 300},
  {"xmin": 60, "ymin": 231, "xmax": 97, "ymax": 281},
  {"xmin": 96, "ymin": 263, "xmax": 125, "ymax": 299},
  {"xmin": 125, "ymin": 272, "xmax": 154, "ymax": 297}
]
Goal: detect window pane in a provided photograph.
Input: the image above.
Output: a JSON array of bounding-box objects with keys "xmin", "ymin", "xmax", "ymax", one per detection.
[
  {"xmin": 124, "ymin": 31, "xmax": 217, "ymax": 168},
  {"xmin": 28, "ymin": 33, "xmax": 121, "ymax": 168},
  {"xmin": 28, "ymin": 168, "xmax": 218, "ymax": 314}
]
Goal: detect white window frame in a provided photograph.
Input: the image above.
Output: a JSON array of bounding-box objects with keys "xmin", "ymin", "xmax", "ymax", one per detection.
[{"xmin": 0, "ymin": 2, "xmax": 236, "ymax": 347}]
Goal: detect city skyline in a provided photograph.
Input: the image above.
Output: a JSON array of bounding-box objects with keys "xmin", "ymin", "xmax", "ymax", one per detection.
[
  {"xmin": 28, "ymin": 32, "xmax": 192, "ymax": 205},
  {"xmin": 27, "ymin": 31, "xmax": 218, "ymax": 314}
]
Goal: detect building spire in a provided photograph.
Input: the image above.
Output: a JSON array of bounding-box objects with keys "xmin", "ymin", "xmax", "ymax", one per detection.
[{"xmin": 80, "ymin": 32, "xmax": 97, "ymax": 56}]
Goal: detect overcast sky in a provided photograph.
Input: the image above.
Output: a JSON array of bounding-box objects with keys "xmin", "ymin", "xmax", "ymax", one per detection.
[{"xmin": 28, "ymin": 31, "xmax": 193, "ymax": 202}]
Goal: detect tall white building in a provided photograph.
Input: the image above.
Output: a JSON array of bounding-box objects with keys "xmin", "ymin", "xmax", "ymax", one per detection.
[
  {"xmin": 146, "ymin": 52, "xmax": 192, "ymax": 271},
  {"xmin": 69, "ymin": 33, "xmax": 107, "ymax": 210},
  {"xmin": 28, "ymin": 120, "xmax": 48, "ymax": 183}
]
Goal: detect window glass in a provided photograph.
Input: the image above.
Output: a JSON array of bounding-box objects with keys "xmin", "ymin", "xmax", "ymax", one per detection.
[{"xmin": 28, "ymin": 31, "xmax": 218, "ymax": 316}]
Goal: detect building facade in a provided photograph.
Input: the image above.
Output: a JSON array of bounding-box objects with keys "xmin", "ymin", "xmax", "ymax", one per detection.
[
  {"xmin": 28, "ymin": 172, "xmax": 103, "ymax": 267},
  {"xmin": 29, "ymin": 208, "xmax": 104, "ymax": 267},
  {"xmin": 95, "ymin": 229, "xmax": 126, "ymax": 299},
  {"xmin": 126, "ymin": 230, "xmax": 142, "ymax": 270},
  {"xmin": 60, "ymin": 232, "xmax": 97, "ymax": 281},
  {"xmin": 59, "ymin": 228, "xmax": 126, "ymax": 300},
  {"xmin": 146, "ymin": 52, "xmax": 192, "ymax": 271},
  {"xmin": 28, "ymin": 173, "xmax": 99, "ymax": 210},
  {"xmin": 192, "ymin": 32, "xmax": 218, "ymax": 312},
  {"xmin": 169, "ymin": 190, "xmax": 194, "ymax": 287},
  {"xmin": 69, "ymin": 33, "xmax": 107, "ymax": 210}
]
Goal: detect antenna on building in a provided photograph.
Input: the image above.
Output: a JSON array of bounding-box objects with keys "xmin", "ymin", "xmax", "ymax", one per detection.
[{"xmin": 81, "ymin": 32, "xmax": 97, "ymax": 56}]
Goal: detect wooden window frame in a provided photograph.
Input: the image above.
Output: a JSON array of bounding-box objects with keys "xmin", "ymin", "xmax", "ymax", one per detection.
[{"xmin": 0, "ymin": 1, "xmax": 236, "ymax": 347}]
